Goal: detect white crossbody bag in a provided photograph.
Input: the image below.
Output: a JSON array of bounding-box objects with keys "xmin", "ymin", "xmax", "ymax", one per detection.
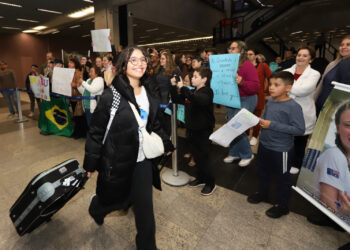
[{"xmin": 128, "ymin": 101, "xmax": 164, "ymax": 159}]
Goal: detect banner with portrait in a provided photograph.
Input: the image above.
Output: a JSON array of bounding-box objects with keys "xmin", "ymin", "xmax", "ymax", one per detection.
[{"xmin": 294, "ymin": 82, "xmax": 350, "ymax": 233}]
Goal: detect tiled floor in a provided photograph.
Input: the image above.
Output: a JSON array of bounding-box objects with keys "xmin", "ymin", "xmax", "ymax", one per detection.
[{"xmin": 0, "ymin": 95, "xmax": 349, "ymax": 249}]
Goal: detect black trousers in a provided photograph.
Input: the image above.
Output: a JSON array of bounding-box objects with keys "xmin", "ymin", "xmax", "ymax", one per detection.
[
  {"xmin": 257, "ymin": 144, "xmax": 294, "ymax": 207},
  {"xmin": 292, "ymin": 135, "xmax": 309, "ymax": 169},
  {"xmin": 90, "ymin": 160, "xmax": 156, "ymax": 250},
  {"xmin": 27, "ymin": 92, "xmax": 41, "ymax": 112},
  {"xmin": 188, "ymin": 128, "xmax": 215, "ymax": 185}
]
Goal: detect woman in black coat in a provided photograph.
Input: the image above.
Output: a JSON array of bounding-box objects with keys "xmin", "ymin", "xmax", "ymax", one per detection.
[{"xmin": 83, "ymin": 47, "xmax": 173, "ymax": 250}]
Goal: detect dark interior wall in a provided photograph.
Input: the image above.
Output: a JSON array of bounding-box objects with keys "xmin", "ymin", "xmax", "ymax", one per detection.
[{"xmin": 0, "ymin": 33, "xmax": 91, "ymax": 88}]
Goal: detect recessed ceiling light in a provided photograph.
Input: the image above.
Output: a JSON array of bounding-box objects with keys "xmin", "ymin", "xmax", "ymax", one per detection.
[
  {"xmin": 0, "ymin": 2, "xmax": 22, "ymax": 7},
  {"xmin": 37, "ymin": 8, "xmax": 62, "ymax": 14},
  {"xmin": 290, "ymin": 30, "xmax": 303, "ymax": 35},
  {"xmin": 0, "ymin": 16, "xmax": 3, "ymax": 18},
  {"xmin": 146, "ymin": 28, "xmax": 159, "ymax": 32},
  {"xmin": 68, "ymin": 6, "xmax": 94, "ymax": 18},
  {"xmin": 2, "ymin": 26, "xmax": 21, "ymax": 30},
  {"xmin": 69, "ymin": 25, "xmax": 81, "ymax": 29},
  {"xmin": 22, "ymin": 29, "xmax": 38, "ymax": 33},
  {"xmin": 164, "ymin": 32, "xmax": 175, "ymax": 35},
  {"xmin": 133, "ymin": 24, "xmax": 137, "ymax": 27},
  {"xmin": 17, "ymin": 18, "xmax": 39, "ymax": 23},
  {"xmin": 33, "ymin": 26, "xmax": 47, "ymax": 30},
  {"xmin": 82, "ymin": 34, "xmax": 90, "ymax": 37},
  {"xmin": 52, "ymin": 30, "xmax": 60, "ymax": 34},
  {"xmin": 139, "ymin": 36, "xmax": 150, "ymax": 38},
  {"xmin": 83, "ymin": 0, "xmax": 94, "ymax": 2}
]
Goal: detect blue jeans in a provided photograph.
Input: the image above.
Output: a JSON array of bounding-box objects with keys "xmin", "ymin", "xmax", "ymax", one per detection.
[
  {"xmin": 226, "ymin": 95, "xmax": 257, "ymax": 159},
  {"xmin": 1, "ymin": 90, "xmax": 18, "ymax": 114}
]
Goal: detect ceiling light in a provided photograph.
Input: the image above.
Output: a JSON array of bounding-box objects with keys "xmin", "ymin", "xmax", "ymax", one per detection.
[
  {"xmin": 0, "ymin": 2, "xmax": 22, "ymax": 7},
  {"xmin": 347, "ymin": 25, "xmax": 350, "ymax": 28},
  {"xmin": 82, "ymin": 34, "xmax": 90, "ymax": 37},
  {"xmin": 69, "ymin": 25, "xmax": 81, "ymax": 29},
  {"xmin": 133, "ymin": 24, "xmax": 137, "ymax": 27},
  {"xmin": 164, "ymin": 32, "xmax": 175, "ymax": 35},
  {"xmin": 0, "ymin": 16, "xmax": 4, "ymax": 18},
  {"xmin": 139, "ymin": 36, "xmax": 150, "ymax": 38},
  {"xmin": 138, "ymin": 36, "xmax": 213, "ymax": 47},
  {"xmin": 68, "ymin": 6, "xmax": 94, "ymax": 18},
  {"xmin": 290, "ymin": 30, "xmax": 303, "ymax": 35},
  {"xmin": 2, "ymin": 26, "xmax": 21, "ymax": 30},
  {"xmin": 22, "ymin": 29, "xmax": 38, "ymax": 33},
  {"xmin": 83, "ymin": 0, "xmax": 94, "ymax": 2},
  {"xmin": 33, "ymin": 26, "xmax": 47, "ymax": 30},
  {"xmin": 37, "ymin": 8, "xmax": 62, "ymax": 14},
  {"xmin": 52, "ymin": 30, "xmax": 60, "ymax": 34},
  {"xmin": 264, "ymin": 37, "xmax": 272, "ymax": 40},
  {"xmin": 146, "ymin": 28, "xmax": 159, "ymax": 32},
  {"xmin": 17, "ymin": 18, "xmax": 39, "ymax": 23}
]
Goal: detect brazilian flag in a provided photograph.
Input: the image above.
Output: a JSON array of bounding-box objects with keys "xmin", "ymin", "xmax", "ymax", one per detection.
[{"xmin": 39, "ymin": 96, "xmax": 74, "ymax": 137}]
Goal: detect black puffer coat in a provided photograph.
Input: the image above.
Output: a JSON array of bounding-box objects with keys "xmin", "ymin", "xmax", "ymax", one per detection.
[{"xmin": 83, "ymin": 75, "xmax": 173, "ymax": 207}]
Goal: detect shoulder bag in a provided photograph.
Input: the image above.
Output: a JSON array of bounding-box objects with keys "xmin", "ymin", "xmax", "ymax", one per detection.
[{"xmin": 129, "ymin": 102, "xmax": 164, "ymax": 159}]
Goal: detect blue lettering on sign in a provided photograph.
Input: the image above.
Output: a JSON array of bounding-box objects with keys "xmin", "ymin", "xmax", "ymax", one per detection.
[
  {"xmin": 231, "ymin": 121, "xmax": 242, "ymax": 129},
  {"xmin": 209, "ymin": 54, "xmax": 241, "ymax": 109}
]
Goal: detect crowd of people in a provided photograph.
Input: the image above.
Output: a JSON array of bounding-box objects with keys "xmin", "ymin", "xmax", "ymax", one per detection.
[{"xmin": 0, "ymin": 35, "xmax": 350, "ymax": 249}]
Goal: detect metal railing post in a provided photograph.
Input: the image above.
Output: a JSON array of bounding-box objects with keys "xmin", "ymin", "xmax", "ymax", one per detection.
[
  {"xmin": 15, "ymin": 88, "xmax": 28, "ymax": 123},
  {"xmin": 161, "ymin": 103, "xmax": 190, "ymax": 186}
]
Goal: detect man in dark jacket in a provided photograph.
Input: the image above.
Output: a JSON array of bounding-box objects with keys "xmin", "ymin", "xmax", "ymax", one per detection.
[{"xmin": 0, "ymin": 60, "xmax": 18, "ymax": 118}]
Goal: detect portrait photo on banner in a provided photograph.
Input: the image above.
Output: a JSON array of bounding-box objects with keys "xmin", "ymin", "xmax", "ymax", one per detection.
[
  {"xmin": 295, "ymin": 82, "xmax": 350, "ymax": 232},
  {"xmin": 209, "ymin": 53, "xmax": 241, "ymax": 109}
]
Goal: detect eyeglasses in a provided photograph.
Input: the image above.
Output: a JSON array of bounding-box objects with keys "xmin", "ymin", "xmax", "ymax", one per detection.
[{"xmin": 129, "ymin": 57, "xmax": 148, "ymax": 65}]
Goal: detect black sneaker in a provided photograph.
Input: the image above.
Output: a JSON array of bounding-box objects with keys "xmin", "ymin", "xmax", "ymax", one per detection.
[
  {"xmin": 201, "ymin": 184, "xmax": 216, "ymax": 196},
  {"xmin": 266, "ymin": 205, "xmax": 289, "ymax": 219},
  {"xmin": 247, "ymin": 192, "xmax": 267, "ymax": 204},
  {"xmin": 188, "ymin": 179, "xmax": 205, "ymax": 187}
]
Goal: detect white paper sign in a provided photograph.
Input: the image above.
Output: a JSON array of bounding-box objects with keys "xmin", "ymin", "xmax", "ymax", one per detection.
[
  {"xmin": 91, "ymin": 29, "xmax": 112, "ymax": 52},
  {"xmin": 52, "ymin": 67, "xmax": 75, "ymax": 96},
  {"xmin": 29, "ymin": 76, "xmax": 51, "ymax": 101},
  {"xmin": 209, "ymin": 108, "xmax": 259, "ymax": 147}
]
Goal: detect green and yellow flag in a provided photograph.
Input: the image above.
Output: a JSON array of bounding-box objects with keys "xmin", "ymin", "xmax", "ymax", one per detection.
[{"xmin": 38, "ymin": 96, "xmax": 73, "ymax": 137}]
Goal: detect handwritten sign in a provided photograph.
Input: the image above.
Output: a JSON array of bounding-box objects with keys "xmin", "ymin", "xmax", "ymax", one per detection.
[
  {"xmin": 52, "ymin": 67, "xmax": 75, "ymax": 96},
  {"xmin": 209, "ymin": 54, "xmax": 241, "ymax": 109},
  {"xmin": 91, "ymin": 29, "xmax": 112, "ymax": 52},
  {"xmin": 209, "ymin": 108, "xmax": 258, "ymax": 147},
  {"xmin": 29, "ymin": 76, "xmax": 50, "ymax": 101}
]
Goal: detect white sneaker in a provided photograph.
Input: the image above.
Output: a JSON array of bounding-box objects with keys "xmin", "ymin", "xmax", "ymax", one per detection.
[
  {"xmin": 238, "ymin": 155, "xmax": 254, "ymax": 167},
  {"xmin": 223, "ymin": 155, "xmax": 240, "ymax": 163},
  {"xmin": 250, "ymin": 137, "xmax": 258, "ymax": 146},
  {"xmin": 290, "ymin": 167, "xmax": 300, "ymax": 174}
]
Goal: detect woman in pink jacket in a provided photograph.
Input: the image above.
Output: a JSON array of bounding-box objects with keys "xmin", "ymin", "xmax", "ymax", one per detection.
[{"xmin": 223, "ymin": 41, "xmax": 260, "ymax": 167}]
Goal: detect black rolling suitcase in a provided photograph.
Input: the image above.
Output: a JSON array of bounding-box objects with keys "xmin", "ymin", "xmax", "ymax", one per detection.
[{"xmin": 9, "ymin": 159, "xmax": 88, "ymax": 236}]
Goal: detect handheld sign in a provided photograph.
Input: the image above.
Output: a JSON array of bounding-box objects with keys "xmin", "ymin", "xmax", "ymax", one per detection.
[
  {"xmin": 52, "ymin": 67, "xmax": 75, "ymax": 96},
  {"xmin": 91, "ymin": 29, "xmax": 112, "ymax": 52},
  {"xmin": 29, "ymin": 76, "xmax": 51, "ymax": 101},
  {"xmin": 209, "ymin": 54, "xmax": 241, "ymax": 109}
]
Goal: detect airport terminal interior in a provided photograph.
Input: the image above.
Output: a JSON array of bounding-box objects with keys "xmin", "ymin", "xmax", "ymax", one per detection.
[{"xmin": 1, "ymin": 0, "xmax": 350, "ymax": 249}]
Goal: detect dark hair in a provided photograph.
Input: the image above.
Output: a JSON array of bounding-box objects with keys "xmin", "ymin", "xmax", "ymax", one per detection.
[
  {"xmin": 54, "ymin": 59, "xmax": 63, "ymax": 65},
  {"xmin": 115, "ymin": 46, "xmax": 150, "ymax": 83},
  {"xmin": 247, "ymin": 49, "xmax": 258, "ymax": 55},
  {"xmin": 31, "ymin": 64, "xmax": 39, "ymax": 68},
  {"xmin": 103, "ymin": 55, "xmax": 113, "ymax": 62},
  {"xmin": 270, "ymin": 71, "xmax": 294, "ymax": 85},
  {"xmin": 69, "ymin": 57, "xmax": 81, "ymax": 70},
  {"xmin": 192, "ymin": 56, "xmax": 202, "ymax": 62},
  {"xmin": 194, "ymin": 67, "xmax": 212, "ymax": 87},
  {"xmin": 91, "ymin": 65, "xmax": 102, "ymax": 77},
  {"xmin": 297, "ymin": 46, "xmax": 316, "ymax": 60},
  {"xmin": 335, "ymin": 101, "xmax": 350, "ymax": 155}
]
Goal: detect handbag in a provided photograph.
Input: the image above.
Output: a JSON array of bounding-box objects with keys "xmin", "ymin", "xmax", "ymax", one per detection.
[
  {"xmin": 129, "ymin": 102, "xmax": 164, "ymax": 159},
  {"xmin": 73, "ymin": 101, "xmax": 84, "ymax": 116}
]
